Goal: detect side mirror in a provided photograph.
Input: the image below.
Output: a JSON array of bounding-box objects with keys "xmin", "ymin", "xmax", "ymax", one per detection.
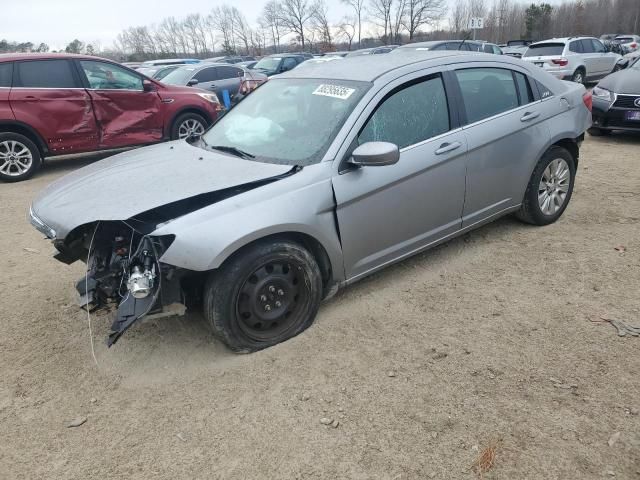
[
  {"xmin": 142, "ymin": 80, "xmax": 155, "ymax": 92},
  {"xmin": 187, "ymin": 79, "xmax": 199, "ymax": 87},
  {"xmin": 350, "ymin": 142, "xmax": 400, "ymax": 167}
]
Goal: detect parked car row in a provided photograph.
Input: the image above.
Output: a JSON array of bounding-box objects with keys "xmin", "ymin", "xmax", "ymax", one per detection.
[{"xmin": 29, "ymin": 50, "xmax": 592, "ymax": 351}]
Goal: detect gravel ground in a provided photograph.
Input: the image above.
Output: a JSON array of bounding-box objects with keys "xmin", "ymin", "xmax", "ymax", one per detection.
[{"xmin": 1, "ymin": 134, "xmax": 639, "ymax": 479}]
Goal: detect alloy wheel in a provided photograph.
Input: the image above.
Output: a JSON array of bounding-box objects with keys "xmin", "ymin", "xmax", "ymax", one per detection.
[
  {"xmin": 0, "ymin": 140, "xmax": 33, "ymax": 177},
  {"xmin": 538, "ymin": 158, "xmax": 571, "ymax": 215},
  {"xmin": 177, "ymin": 119, "xmax": 205, "ymax": 139},
  {"xmin": 236, "ymin": 261, "xmax": 307, "ymax": 341}
]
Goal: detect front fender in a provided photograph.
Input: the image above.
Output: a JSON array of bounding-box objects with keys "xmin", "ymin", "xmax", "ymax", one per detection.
[{"xmin": 153, "ymin": 163, "xmax": 345, "ymax": 281}]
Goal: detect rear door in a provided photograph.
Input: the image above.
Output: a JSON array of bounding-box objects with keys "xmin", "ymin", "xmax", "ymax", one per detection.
[
  {"xmin": 77, "ymin": 60, "xmax": 163, "ymax": 149},
  {"xmin": 591, "ymin": 38, "xmax": 614, "ymax": 75},
  {"xmin": 332, "ymin": 71, "xmax": 467, "ymax": 280},
  {"xmin": 10, "ymin": 59, "xmax": 98, "ymax": 154},
  {"xmin": 579, "ymin": 39, "xmax": 600, "ymax": 77},
  {"xmin": 453, "ymin": 65, "xmax": 550, "ymax": 226},
  {"xmin": 0, "ymin": 62, "xmax": 14, "ymax": 122},
  {"xmin": 215, "ymin": 66, "xmax": 244, "ymax": 97}
]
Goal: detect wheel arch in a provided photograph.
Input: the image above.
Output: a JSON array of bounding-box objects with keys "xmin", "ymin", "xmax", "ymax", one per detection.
[
  {"xmin": 213, "ymin": 231, "xmax": 337, "ymax": 298},
  {"xmin": 0, "ymin": 121, "xmax": 48, "ymax": 157},
  {"xmin": 551, "ymin": 137, "xmax": 580, "ymax": 167},
  {"xmin": 167, "ymin": 107, "xmax": 214, "ymax": 137}
]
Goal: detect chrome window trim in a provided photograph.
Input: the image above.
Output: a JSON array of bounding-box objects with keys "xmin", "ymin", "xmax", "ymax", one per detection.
[
  {"xmin": 461, "ymin": 99, "xmax": 543, "ymax": 129},
  {"xmin": 399, "ymin": 127, "xmax": 464, "ymax": 153}
]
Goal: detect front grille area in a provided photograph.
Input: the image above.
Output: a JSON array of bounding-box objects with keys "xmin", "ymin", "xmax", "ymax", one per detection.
[{"xmin": 613, "ymin": 95, "xmax": 640, "ymax": 109}]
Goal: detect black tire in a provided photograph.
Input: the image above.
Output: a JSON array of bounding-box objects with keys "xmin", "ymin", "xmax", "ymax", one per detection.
[
  {"xmin": 0, "ymin": 132, "xmax": 41, "ymax": 183},
  {"xmin": 588, "ymin": 127, "xmax": 611, "ymax": 136},
  {"xmin": 170, "ymin": 112, "xmax": 208, "ymax": 141},
  {"xmin": 571, "ymin": 68, "xmax": 585, "ymax": 84},
  {"xmin": 613, "ymin": 63, "xmax": 624, "ymax": 72},
  {"xmin": 204, "ymin": 240, "xmax": 323, "ymax": 353},
  {"xmin": 516, "ymin": 146, "xmax": 576, "ymax": 226}
]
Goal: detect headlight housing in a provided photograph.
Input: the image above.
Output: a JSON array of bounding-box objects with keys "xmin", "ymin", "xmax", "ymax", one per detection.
[
  {"xmin": 197, "ymin": 93, "xmax": 221, "ymax": 104},
  {"xmin": 29, "ymin": 206, "xmax": 56, "ymax": 239},
  {"xmin": 592, "ymin": 86, "xmax": 615, "ymax": 102}
]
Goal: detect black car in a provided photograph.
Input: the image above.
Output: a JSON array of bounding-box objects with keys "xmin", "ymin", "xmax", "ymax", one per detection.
[
  {"xmin": 252, "ymin": 54, "xmax": 306, "ymax": 76},
  {"xmin": 590, "ymin": 58, "xmax": 640, "ymax": 135}
]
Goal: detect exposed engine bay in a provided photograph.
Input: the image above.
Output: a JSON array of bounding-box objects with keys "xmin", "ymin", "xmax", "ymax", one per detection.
[{"xmin": 75, "ymin": 221, "xmax": 187, "ymax": 347}]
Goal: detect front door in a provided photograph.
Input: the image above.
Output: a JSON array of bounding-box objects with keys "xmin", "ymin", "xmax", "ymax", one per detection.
[
  {"xmin": 332, "ymin": 73, "xmax": 467, "ymax": 281},
  {"xmin": 77, "ymin": 60, "xmax": 163, "ymax": 149},
  {"xmin": 10, "ymin": 59, "xmax": 99, "ymax": 154},
  {"xmin": 452, "ymin": 65, "xmax": 549, "ymax": 226}
]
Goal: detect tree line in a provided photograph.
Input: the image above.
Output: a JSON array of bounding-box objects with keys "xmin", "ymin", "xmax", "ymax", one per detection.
[{"xmin": 2, "ymin": 0, "xmax": 639, "ymax": 60}]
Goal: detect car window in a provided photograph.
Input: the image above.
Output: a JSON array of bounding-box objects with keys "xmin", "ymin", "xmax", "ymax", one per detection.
[
  {"xmin": 524, "ymin": 43, "xmax": 565, "ymax": 57},
  {"xmin": 455, "ymin": 68, "xmax": 519, "ymax": 124},
  {"xmin": 591, "ymin": 39, "xmax": 606, "ymax": 53},
  {"xmin": 80, "ymin": 61, "xmax": 143, "ymax": 90},
  {"xmin": 194, "ymin": 67, "xmax": 219, "ymax": 83},
  {"xmin": 569, "ymin": 41, "xmax": 583, "ymax": 53},
  {"xmin": 431, "ymin": 43, "xmax": 448, "ymax": 51},
  {"xmin": 359, "ymin": 75, "xmax": 450, "ymax": 149},
  {"xmin": 580, "ymin": 39, "xmax": 595, "ymax": 53},
  {"xmin": 218, "ymin": 66, "xmax": 243, "ymax": 79},
  {"xmin": 15, "ymin": 60, "xmax": 77, "ymax": 88},
  {"xmin": 493, "ymin": 45, "xmax": 503, "ymax": 55},
  {"xmin": 282, "ymin": 58, "xmax": 298, "ymax": 71},
  {"xmin": 514, "ymin": 72, "xmax": 534, "ymax": 105},
  {"xmin": 616, "ymin": 37, "xmax": 634, "ymax": 43},
  {"xmin": 0, "ymin": 63, "xmax": 13, "ymax": 87},
  {"xmin": 534, "ymin": 79, "xmax": 553, "ymax": 99}
]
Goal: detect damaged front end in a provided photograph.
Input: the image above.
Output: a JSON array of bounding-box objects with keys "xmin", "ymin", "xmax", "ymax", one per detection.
[{"xmin": 73, "ymin": 221, "xmax": 186, "ymax": 347}]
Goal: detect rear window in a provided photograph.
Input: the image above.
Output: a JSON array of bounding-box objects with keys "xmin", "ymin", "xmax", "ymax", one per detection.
[
  {"xmin": 15, "ymin": 60, "xmax": 77, "ymax": 88},
  {"xmin": 616, "ymin": 37, "xmax": 634, "ymax": 43},
  {"xmin": 524, "ymin": 43, "xmax": 565, "ymax": 57},
  {"xmin": 0, "ymin": 62, "xmax": 13, "ymax": 87}
]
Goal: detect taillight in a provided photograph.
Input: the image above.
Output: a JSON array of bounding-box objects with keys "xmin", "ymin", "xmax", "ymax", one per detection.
[
  {"xmin": 631, "ymin": 43, "xmax": 638, "ymax": 48},
  {"xmin": 551, "ymin": 58, "xmax": 569, "ymax": 66},
  {"xmin": 583, "ymin": 91, "xmax": 593, "ymax": 112}
]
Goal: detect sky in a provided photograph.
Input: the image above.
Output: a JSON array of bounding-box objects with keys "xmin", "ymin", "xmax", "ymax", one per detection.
[{"xmin": 5, "ymin": 0, "xmax": 567, "ymax": 50}]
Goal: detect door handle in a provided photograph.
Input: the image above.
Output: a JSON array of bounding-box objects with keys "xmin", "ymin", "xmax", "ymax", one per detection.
[
  {"xmin": 520, "ymin": 111, "xmax": 540, "ymax": 122},
  {"xmin": 435, "ymin": 141, "xmax": 462, "ymax": 155}
]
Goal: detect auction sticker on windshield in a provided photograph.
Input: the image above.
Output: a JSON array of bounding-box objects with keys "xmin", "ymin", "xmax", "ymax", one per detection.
[{"xmin": 313, "ymin": 84, "xmax": 355, "ymax": 100}]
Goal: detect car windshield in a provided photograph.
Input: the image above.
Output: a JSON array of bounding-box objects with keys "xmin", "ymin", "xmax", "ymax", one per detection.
[
  {"xmin": 162, "ymin": 66, "xmax": 198, "ymax": 85},
  {"xmin": 201, "ymin": 78, "xmax": 370, "ymax": 166},
  {"xmin": 254, "ymin": 57, "xmax": 281, "ymax": 71},
  {"xmin": 524, "ymin": 43, "xmax": 565, "ymax": 57}
]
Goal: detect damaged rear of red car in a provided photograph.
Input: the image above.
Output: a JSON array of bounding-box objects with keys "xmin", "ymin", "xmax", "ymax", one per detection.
[{"xmin": 0, "ymin": 53, "xmax": 222, "ymax": 182}]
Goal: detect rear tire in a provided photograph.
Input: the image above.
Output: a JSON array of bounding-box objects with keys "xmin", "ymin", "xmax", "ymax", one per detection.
[
  {"xmin": 203, "ymin": 240, "xmax": 323, "ymax": 353},
  {"xmin": 516, "ymin": 146, "xmax": 576, "ymax": 226},
  {"xmin": 0, "ymin": 132, "xmax": 41, "ymax": 183},
  {"xmin": 571, "ymin": 68, "xmax": 585, "ymax": 84},
  {"xmin": 588, "ymin": 127, "xmax": 611, "ymax": 136},
  {"xmin": 170, "ymin": 112, "xmax": 208, "ymax": 140}
]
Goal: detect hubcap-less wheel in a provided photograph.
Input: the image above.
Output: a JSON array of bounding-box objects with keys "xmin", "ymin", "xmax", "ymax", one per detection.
[
  {"xmin": 0, "ymin": 140, "xmax": 33, "ymax": 177},
  {"xmin": 177, "ymin": 118, "xmax": 205, "ymax": 139},
  {"xmin": 538, "ymin": 158, "xmax": 570, "ymax": 215},
  {"xmin": 236, "ymin": 261, "xmax": 306, "ymax": 341},
  {"xmin": 573, "ymin": 71, "xmax": 584, "ymax": 83}
]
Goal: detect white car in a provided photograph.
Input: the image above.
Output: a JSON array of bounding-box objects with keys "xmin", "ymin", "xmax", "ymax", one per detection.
[
  {"xmin": 615, "ymin": 35, "xmax": 640, "ymax": 54},
  {"xmin": 522, "ymin": 37, "xmax": 622, "ymax": 84}
]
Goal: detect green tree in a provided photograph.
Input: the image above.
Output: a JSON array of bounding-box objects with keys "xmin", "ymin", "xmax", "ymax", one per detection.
[
  {"xmin": 36, "ymin": 42, "xmax": 49, "ymax": 52},
  {"xmin": 65, "ymin": 39, "xmax": 84, "ymax": 54},
  {"xmin": 85, "ymin": 44, "xmax": 95, "ymax": 55},
  {"xmin": 525, "ymin": 2, "xmax": 552, "ymax": 40}
]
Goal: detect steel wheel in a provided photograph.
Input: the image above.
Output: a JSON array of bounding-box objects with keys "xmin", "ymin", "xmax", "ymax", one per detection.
[
  {"xmin": 538, "ymin": 158, "xmax": 570, "ymax": 216},
  {"xmin": 0, "ymin": 140, "xmax": 33, "ymax": 177},
  {"xmin": 235, "ymin": 260, "xmax": 307, "ymax": 342},
  {"xmin": 177, "ymin": 118, "xmax": 205, "ymax": 139}
]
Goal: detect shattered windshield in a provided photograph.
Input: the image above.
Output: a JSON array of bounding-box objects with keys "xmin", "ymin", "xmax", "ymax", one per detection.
[{"xmin": 201, "ymin": 78, "xmax": 370, "ymax": 166}]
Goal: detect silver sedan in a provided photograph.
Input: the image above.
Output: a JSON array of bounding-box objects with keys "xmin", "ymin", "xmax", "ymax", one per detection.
[{"xmin": 30, "ymin": 51, "xmax": 592, "ymax": 352}]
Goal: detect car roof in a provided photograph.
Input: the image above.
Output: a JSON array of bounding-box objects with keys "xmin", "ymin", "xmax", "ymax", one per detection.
[
  {"xmin": 398, "ymin": 40, "xmax": 482, "ymax": 49},
  {"xmin": 266, "ymin": 53, "xmax": 304, "ymax": 58},
  {"xmin": 0, "ymin": 52, "xmax": 105, "ymax": 62},
  {"xmin": 282, "ymin": 51, "xmax": 523, "ymax": 82},
  {"xmin": 531, "ymin": 37, "xmax": 595, "ymax": 45}
]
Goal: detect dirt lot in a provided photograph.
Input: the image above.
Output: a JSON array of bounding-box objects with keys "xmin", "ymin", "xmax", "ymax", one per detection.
[{"xmin": 1, "ymin": 135, "xmax": 639, "ymax": 479}]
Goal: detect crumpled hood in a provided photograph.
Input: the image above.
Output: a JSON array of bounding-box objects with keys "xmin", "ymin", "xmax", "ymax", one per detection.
[
  {"xmin": 32, "ymin": 141, "xmax": 292, "ymax": 239},
  {"xmin": 598, "ymin": 68, "xmax": 640, "ymax": 95}
]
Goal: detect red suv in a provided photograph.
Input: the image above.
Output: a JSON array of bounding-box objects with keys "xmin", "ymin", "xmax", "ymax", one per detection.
[{"xmin": 0, "ymin": 53, "xmax": 222, "ymax": 182}]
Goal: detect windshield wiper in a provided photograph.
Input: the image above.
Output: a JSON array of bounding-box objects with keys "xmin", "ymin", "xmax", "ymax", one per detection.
[{"xmin": 209, "ymin": 145, "xmax": 255, "ymax": 159}]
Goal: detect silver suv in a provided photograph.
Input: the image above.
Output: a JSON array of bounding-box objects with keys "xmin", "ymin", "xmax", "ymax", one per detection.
[{"xmin": 523, "ymin": 37, "xmax": 622, "ymax": 83}]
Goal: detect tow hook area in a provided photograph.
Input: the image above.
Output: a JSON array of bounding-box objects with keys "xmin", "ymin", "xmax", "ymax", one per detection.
[{"xmin": 75, "ymin": 222, "xmax": 186, "ymax": 346}]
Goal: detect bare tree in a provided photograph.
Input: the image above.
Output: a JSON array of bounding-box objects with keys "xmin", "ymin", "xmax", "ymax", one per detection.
[
  {"xmin": 403, "ymin": 0, "xmax": 445, "ymax": 40},
  {"xmin": 390, "ymin": 0, "xmax": 407, "ymax": 43},
  {"xmin": 260, "ymin": 0, "xmax": 283, "ymax": 53},
  {"xmin": 337, "ymin": 17, "xmax": 357, "ymax": 50},
  {"xmin": 341, "ymin": 0, "xmax": 366, "ymax": 48},
  {"xmin": 211, "ymin": 5, "xmax": 237, "ymax": 53},
  {"xmin": 232, "ymin": 7, "xmax": 253, "ymax": 55},
  {"xmin": 278, "ymin": 0, "xmax": 317, "ymax": 51},
  {"xmin": 312, "ymin": 0, "xmax": 333, "ymax": 50},
  {"xmin": 369, "ymin": 0, "xmax": 394, "ymax": 43}
]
